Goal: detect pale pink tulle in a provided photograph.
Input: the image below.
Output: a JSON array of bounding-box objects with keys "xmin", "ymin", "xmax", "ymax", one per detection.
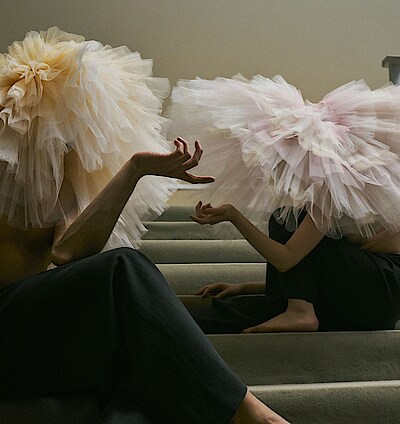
[
  {"xmin": 0, "ymin": 27, "xmax": 175, "ymax": 248},
  {"xmin": 168, "ymin": 74, "xmax": 400, "ymax": 237}
]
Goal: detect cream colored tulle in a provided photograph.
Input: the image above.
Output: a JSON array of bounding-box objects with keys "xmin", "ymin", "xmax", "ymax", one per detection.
[
  {"xmin": 0, "ymin": 27, "xmax": 175, "ymax": 248},
  {"xmin": 168, "ymin": 74, "xmax": 400, "ymax": 238}
]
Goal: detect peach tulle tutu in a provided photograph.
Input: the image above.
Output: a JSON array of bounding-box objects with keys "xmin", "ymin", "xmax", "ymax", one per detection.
[{"xmin": 0, "ymin": 27, "xmax": 175, "ymax": 248}]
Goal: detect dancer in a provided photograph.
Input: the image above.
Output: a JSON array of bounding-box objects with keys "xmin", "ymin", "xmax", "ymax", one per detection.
[
  {"xmin": 0, "ymin": 29, "xmax": 289, "ymax": 423},
  {"xmin": 168, "ymin": 74, "xmax": 400, "ymax": 333}
]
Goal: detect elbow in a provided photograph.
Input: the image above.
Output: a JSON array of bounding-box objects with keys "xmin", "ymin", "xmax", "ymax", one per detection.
[
  {"xmin": 51, "ymin": 243, "xmax": 104, "ymax": 266},
  {"xmin": 273, "ymin": 257, "xmax": 300, "ymax": 273},
  {"xmin": 50, "ymin": 247, "xmax": 74, "ymax": 267},
  {"xmin": 272, "ymin": 247, "xmax": 303, "ymax": 273},
  {"xmin": 51, "ymin": 242, "xmax": 80, "ymax": 266},
  {"xmin": 274, "ymin": 263, "xmax": 293, "ymax": 273}
]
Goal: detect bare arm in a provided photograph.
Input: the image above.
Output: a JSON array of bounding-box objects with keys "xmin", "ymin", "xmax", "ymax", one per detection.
[
  {"xmin": 191, "ymin": 202, "xmax": 325, "ymax": 272},
  {"xmin": 51, "ymin": 139, "xmax": 213, "ymax": 265}
]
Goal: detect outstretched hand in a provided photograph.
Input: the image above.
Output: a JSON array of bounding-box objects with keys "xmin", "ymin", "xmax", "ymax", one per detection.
[
  {"xmin": 196, "ymin": 282, "xmax": 244, "ymax": 299},
  {"xmin": 134, "ymin": 137, "xmax": 214, "ymax": 184},
  {"xmin": 190, "ymin": 201, "xmax": 236, "ymax": 225}
]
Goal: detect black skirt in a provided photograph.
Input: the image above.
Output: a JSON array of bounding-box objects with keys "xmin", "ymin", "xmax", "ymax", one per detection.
[
  {"xmin": 190, "ymin": 215, "xmax": 400, "ymax": 333},
  {"xmin": 0, "ymin": 248, "xmax": 246, "ymax": 423}
]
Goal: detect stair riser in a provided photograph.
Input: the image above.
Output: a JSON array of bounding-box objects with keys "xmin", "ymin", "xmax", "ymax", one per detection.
[
  {"xmin": 207, "ymin": 332, "xmax": 400, "ymax": 385},
  {"xmin": 155, "ymin": 206, "xmax": 194, "ymax": 221},
  {"xmin": 158, "ymin": 263, "xmax": 266, "ymax": 294},
  {"xmin": 252, "ymin": 382, "xmax": 400, "ymax": 424},
  {"xmin": 140, "ymin": 240, "xmax": 265, "ymax": 263},
  {"xmin": 150, "ymin": 196, "xmax": 400, "ymax": 424},
  {"xmin": 143, "ymin": 222, "xmax": 244, "ymax": 240}
]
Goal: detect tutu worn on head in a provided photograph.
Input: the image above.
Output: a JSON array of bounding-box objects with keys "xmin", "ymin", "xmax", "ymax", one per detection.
[
  {"xmin": 0, "ymin": 27, "xmax": 175, "ymax": 248},
  {"xmin": 168, "ymin": 74, "xmax": 400, "ymax": 238}
]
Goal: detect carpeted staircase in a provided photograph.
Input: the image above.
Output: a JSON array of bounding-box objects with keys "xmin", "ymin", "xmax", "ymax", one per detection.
[{"xmin": 140, "ymin": 190, "xmax": 400, "ymax": 424}]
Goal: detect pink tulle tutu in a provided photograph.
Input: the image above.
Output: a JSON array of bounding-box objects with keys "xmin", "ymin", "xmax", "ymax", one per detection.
[
  {"xmin": 168, "ymin": 74, "xmax": 400, "ymax": 237},
  {"xmin": 0, "ymin": 27, "xmax": 175, "ymax": 248}
]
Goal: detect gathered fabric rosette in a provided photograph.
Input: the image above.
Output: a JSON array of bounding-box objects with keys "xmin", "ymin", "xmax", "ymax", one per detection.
[
  {"xmin": 0, "ymin": 27, "xmax": 174, "ymax": 248},
  {"xmin": 168, "ymin": 74, "xmax": 400, "ymax": 238}
]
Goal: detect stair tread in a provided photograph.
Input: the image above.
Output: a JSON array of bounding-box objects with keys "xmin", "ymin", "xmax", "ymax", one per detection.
[
  {"xmin": 155, "ymin": 205, "xmax": 194, "ymax": 221},
  {"xmin": 207, "ymin": 331, "xmax": 400, "ymax": 385},
  {"xmin": 140, "ymin": 240, "xmax": 266, "ymax": 263},
  {"xmin": 153, "ymin": 195, "xmax": 400, "ymax": 424},
  {"xmin": 143, "ymin": 221, "xmax": 244, "ymax": 240},
  {"xmin": 251, "ymin": 381, "xmax": 400, "ymax": 424},
  {"xmin": 158, "ymin": 263, "xmax": 266, "ymax": 293},
  {"xmin": 249, "ymin": 380, "xmax": 400, "ymax": 424},
  {"xmin": 250, "ymin": 379, "xmax": 400, "ymax": 390}
]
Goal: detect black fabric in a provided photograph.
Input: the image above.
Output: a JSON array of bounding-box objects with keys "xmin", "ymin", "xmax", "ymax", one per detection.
[
  {"xmin": 190, "ymin": 214, "xmax": 400, "ymax": 333},
  {"xmin": 190, "ymin": 294, "xmax": 286, "ymax": 334},
  {"xmin": 0, "ymin": 248, "xmax": 246, "ymax": 424},
  {"xmin": 0, "ymin": 396, "xmax": 99, "ymax": 424}
]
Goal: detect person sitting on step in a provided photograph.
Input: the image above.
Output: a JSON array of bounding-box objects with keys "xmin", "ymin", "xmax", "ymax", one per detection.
[
  {"xmin": 0, "ymin": 28, "xmax": 290, "ymax": 424},
  {"xmin": 168, "ymin": 73, "xmax": 400, "ymax": 334}
]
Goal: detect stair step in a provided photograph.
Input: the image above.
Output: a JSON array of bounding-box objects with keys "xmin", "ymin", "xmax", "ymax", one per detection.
[
  {"xmin": 143, "ymin": 221, "xmax": 243, "ymax": 240},
  {"xmin": 154, "ymin": 194, "xmax": 400, "ymax": 424},
  {"xmin": 156, "ymin": 205, "xmax": 194, "ymax": 221},
  {"xmin": 179, "ymin": 294, "xmax": 214, "ymax": 309},
  {"xmin": 251, "ymin": 380, "xmax": 400, "ymax": 424},
  {"xmin": 140, "ymin": 240, "xmax": 266, "ymax": 263},
  {"xmin": 207, "ymin": 332, "xmax": 400, "ymax": 386},
  {"xmin": 158, "ymin": 263, "xmax": 266, "ymax": 294}
]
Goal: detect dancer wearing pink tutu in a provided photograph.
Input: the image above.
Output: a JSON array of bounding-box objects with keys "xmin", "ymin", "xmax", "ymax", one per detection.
[
  {"xmin": 0, "ymin": 29, "xmax": 290, "ymax": 424},
  {"xmin": 168, "ymin": 74, "xmax": 400, "ymax": 333}
]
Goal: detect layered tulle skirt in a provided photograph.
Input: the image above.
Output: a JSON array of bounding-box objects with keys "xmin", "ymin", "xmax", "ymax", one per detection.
[
  {"xmin": 0, "ymin": 27, "xmax": 175, "ymax": 248},
  {"xmin": 168, "ymin": 74, "xmax": 400, "ymax": 237}
]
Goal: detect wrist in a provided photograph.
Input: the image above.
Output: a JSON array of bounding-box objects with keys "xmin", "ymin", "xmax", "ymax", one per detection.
[
  {"xmin": 129, "ymin": 154, "xmax": 147, "ymax": 179},
  {"xmin": 237, "ymin": 282, "xmax": 247, "ymax": 295},
  {"xmin": 123, "ymin": 155, "xmax": 146, "ymax": 186},
  {"xmin": 227, "ymin": 205, "xmax": 240, "ymax": 224}
]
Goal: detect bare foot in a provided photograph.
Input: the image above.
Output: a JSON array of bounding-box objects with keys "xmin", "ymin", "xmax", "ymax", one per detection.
[
  {"xmin": 231, "ymin": 390, "xmax": 290, "ymax": 424},
  {"xmin": 243, "ymin": 299, "xmax": 319, "ymax": 333}
]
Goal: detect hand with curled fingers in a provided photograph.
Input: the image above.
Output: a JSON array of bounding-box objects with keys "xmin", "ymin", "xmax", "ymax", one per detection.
[
  {"xmin": 195, "ymin": 282, "xmax": 245, "ymax": 299},
  {"xmin": 133, "ymin": 137, "xmax": 214, "ymax": 184},
  {"xmin": 190, "ymin": 201, "xmax": 237, "ymax": 225}
]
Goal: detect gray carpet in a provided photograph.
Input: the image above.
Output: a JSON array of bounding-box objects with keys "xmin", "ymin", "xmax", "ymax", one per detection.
[{"xmin": 141, "ymin": 202, "xmax": 400, "ymax": 424}]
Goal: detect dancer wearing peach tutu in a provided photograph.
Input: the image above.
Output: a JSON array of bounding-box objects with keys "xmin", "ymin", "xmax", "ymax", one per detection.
[
  {"xmin": 169, "ymin": 74, "xmax": 400, "ymax": 333},
  {"xmin": 0, "ymin": 29, "xmax": 289, "ymax": 424}
]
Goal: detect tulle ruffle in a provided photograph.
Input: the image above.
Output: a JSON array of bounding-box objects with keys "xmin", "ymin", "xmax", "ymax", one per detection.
[
  {"xmin": 0, "ymin": 27, "xmax": 175, "ymax": 248},
  {"xmin": 167, "ymin": 74, "xmax": 400, "ymax": 238}
]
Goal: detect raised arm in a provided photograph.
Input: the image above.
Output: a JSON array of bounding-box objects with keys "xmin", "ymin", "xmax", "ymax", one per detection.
[
  {"xmin": 191, "ymin": 202, "xmax": 325, "ymax": 272},
  {"xmin": 51, "ymin": 138, "xmax": 213, "ymax": 265}
]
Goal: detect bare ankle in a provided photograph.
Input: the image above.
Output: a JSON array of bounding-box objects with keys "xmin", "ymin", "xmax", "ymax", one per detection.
[
  {"xmin": 242, "ymin": 299, "xmax": 319, "ymax": 333},
  {"xmin": 286, "ymin": 299, "xmax": 319, "ymax": 331},
  {"xmin": 231, "ymin": 390, "xmax": 290, "ymax": 424},
  {"xmin": 287, "ymin": 298, "xmax": 315, "ymax": 314}
]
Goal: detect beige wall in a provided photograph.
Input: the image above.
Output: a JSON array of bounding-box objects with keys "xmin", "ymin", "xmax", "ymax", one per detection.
[{"xmin": 1, "ymin": 0, "xmax": 399, "ymax": 101}]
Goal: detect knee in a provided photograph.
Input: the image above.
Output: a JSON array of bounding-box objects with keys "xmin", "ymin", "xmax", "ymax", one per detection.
[
  {"xmin": 101, "ymin": 247, "xmax": 140, "ymax": 261},
  {"xmin": 105, "ymin": 248, "xmax": 171, "ymax": 297},
  {"xmin": 103, "ymin": 247, "xmax": 160, "ymax": 281},
  {"xmin": 91, "ymin": 248, "xmax": 145, "ymax": 277}
]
